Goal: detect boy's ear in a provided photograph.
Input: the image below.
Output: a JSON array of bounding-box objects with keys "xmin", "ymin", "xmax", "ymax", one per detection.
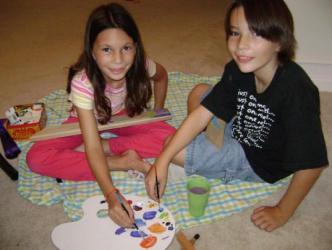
[{"xmin": 275, "ymin": 43, "xmax": 281, "ymax": 52}]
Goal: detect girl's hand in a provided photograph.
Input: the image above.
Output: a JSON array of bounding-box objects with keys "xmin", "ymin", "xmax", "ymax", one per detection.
[
  {"xmin": 144, "ymin": 164, "xmax": 168, "ymax": 201},
  {"xmin": 106, "ymin": 191, "xmax": 135, "ymax": 228}
]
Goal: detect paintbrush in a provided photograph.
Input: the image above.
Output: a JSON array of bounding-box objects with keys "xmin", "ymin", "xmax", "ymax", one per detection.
[
  {"xmin": 114, "ymin": 192, "xmax": 145, "ymax": 238},
  {"xmin": 114, "ymin": 192, "xmax": 139, "ymax": 230},
  {"xmin": 155, "ymin": 166, "xmax": 160, "ymax": 210}
]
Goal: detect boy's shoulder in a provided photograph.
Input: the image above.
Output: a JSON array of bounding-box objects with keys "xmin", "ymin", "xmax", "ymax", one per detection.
[{"xmin": 278, "ymin": 61, "xmax": 318, "ymax": 93}]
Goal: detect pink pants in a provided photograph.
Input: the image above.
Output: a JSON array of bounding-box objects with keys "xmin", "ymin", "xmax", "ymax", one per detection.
[{"xmin": 26, "ymin": 117, "xmax": 175, "ymax": 181}]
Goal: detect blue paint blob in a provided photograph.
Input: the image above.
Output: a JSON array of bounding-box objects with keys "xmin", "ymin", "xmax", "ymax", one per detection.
[
  {"xmin": 130, "ymin": 230, "xmax": 147, "ymax": 238},
  {"xmin": 115, "ymin": 227, "xmax": 126, "ymax": 235},
  {"xmin": 143, "ymin": 211, "xmax": 157, "ymax": 220},
  {"xmin": 135, "ymin": 218, "xmax": 146, "ymax": 227},
  {"xmin": 168, "ymin": 226, "xmax": 174, "ymax": 231},
  {"xmin": 158, "ymin": 207, "xmax": 164, "ymax": 212}
]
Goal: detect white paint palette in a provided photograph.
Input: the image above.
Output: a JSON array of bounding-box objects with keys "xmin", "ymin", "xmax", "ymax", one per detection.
[{"xmin": 51, "ymin": 195, "xmax": 175, "ymax": 250}]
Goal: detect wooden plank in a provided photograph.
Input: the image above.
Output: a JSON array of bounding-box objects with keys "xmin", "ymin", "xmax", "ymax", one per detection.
[{"xmin": 30, "ymin": 109, "xmax": 172, "ymax": 142}]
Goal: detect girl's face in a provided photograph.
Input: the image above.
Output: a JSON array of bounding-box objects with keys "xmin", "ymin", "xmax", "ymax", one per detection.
[
  {"xmin": 227, "ymin": 6, "xmax": 280, "ymax": 80},
  {"xmin": 92, "ymin": 28, "xmax": 136, "ymax": 87}
]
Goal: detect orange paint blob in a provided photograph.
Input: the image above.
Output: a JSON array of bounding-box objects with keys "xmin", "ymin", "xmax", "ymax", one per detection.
[
  {"xmin": 140, "ymin": 235, "xmax": 157, "ymax": 248},
  {"xmin": 147, "ymin": 223, "xmax": 167, "ymax": 233}
]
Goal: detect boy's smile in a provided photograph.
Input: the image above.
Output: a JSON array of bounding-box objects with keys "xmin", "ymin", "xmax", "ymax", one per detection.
[
  {"xmin": 92, "ymin": 28, "xmax": 136, "ymax": 88},
  {"xmin": 227, "ymin": 6, "xmax": 280, "ymax": 88}
]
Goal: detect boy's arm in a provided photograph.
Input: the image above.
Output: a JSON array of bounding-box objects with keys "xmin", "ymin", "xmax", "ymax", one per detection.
[
  {"xmin": 151, "ymin": 62, "xmax": 168, "ymax": 110},
  {"xmin": 145, "ymin": 105, "xmax": 214, "ymax": 200},
  {"xmin": 251, "ymin": 166, "xmax": 326, "ymax": 232}
]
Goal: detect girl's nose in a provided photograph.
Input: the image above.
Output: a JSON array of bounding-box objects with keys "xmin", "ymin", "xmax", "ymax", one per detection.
[{"xmin": 113, "ymin": 51, "xmax": 123, "ymax": 63}]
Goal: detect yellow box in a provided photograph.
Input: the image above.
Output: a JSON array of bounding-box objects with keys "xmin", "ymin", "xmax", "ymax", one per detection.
[{"xmin": 5, "ymin": 103, "xmax": 47, "ymax": 141}]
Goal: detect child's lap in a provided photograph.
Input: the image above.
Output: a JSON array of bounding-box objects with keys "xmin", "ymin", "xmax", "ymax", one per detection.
[{"xmin": 184, "ymin": 120, "xmax": 263, "ymax": 183}]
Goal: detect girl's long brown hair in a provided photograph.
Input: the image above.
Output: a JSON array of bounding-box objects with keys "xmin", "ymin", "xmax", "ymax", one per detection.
[{"xmin": 67, "ymin": 3, "xmax": 151, "ymax": 124}]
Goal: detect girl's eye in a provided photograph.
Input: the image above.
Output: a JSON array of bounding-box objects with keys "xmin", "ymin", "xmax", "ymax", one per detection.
[
  {"xmin": 102, "ymin": 47, "xmax": 111, "ymax": 53},
  {"xmin": 123, "ymin": 45, "xmax": 133, "ymax": 52}
]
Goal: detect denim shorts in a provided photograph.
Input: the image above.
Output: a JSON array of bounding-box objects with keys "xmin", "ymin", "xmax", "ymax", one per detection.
[{"xmin": 184, "ymin": 118, "xmax": 264, "ymax": 183}]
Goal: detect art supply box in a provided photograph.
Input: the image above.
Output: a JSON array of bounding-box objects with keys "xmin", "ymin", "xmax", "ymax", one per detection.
[{"xmin": 5, "ymin": 103, "xmax": 47, "ymax": 140}]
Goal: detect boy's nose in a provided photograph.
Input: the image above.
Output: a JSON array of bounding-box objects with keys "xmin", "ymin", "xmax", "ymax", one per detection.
[{"xmin": 238, "ymin": 35, "xmax": 250, "ymax": 49}]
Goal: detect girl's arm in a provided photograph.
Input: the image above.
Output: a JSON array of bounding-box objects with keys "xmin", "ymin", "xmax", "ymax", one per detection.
[
  {"xmin": 251, "ymin": 166, "xmax": 326, "ymax": 232},
  {"xmin": 76, "ymin": 107, "xmax": 134, "ymax": 228},
  {"xmin": 151, "ymin": 62, "xmax": 168, "ymax": 110},
  {"xmin": 145, "ymin": 105, "xmax": 213, "ymax": 200}
]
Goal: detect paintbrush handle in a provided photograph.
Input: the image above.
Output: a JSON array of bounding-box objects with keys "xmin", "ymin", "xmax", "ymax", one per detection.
[
  {"xmin": 154, "ymin": 166, "xmax": 160, "ymax": 202},
  {"xmin": 115, "ymin": 191, "xmax": 139, "ymax": 230}
]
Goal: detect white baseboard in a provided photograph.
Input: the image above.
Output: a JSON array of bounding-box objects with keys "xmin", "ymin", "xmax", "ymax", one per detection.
[{"xmin": 299, "ymin": 62, "xmax": 332, "ymax": 92}]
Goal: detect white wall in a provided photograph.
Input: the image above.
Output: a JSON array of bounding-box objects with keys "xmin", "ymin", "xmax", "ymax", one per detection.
[{"xmin": 285, "ymin": 0, "xmax": 332, "ymax": 91}]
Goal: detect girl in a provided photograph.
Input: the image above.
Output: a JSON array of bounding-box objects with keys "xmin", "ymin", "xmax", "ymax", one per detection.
[
  {"xmin": 145, "ymin": 0, "xmax": 328, "ymax": 232},
  {"xmin": 27, "ymin": 3, "xmax": 175, "ymax": 227}
]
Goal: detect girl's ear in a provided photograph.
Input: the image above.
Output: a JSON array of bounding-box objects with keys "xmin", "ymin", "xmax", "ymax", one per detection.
[{"xmin": 92, "ymin": 52, "xmax": 96, "ymax": 60}]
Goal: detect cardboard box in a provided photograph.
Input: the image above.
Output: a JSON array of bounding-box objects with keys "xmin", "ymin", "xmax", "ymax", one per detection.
[{"xmin": 5, "ymin": 103, "xmax": 47, "ymax": 140}]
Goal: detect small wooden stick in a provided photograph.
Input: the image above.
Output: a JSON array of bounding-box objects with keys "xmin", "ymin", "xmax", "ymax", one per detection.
[{"xmin": 176, "ymin": 230, "xmax": 200, "ymax": 250}]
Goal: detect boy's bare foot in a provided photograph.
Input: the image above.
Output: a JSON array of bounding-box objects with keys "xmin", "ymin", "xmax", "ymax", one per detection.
[{"xmin": 251, "ymin": 205, "xmax": 290, "ymax": 232}]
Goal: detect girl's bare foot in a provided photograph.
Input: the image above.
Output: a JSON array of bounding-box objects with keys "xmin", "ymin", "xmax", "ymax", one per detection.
[{"xmin": 106, "ymin": 150, "xmax": 151, "ymax": 174}]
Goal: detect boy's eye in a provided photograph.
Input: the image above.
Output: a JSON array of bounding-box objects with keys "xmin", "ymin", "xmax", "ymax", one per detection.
[
  {"xmin": 229, "ymin": 30, "xmax": 239, "ymax": 37},
  {"xmin": 251, "ymin": 30, "xmax": 260, "ymax": 37}
]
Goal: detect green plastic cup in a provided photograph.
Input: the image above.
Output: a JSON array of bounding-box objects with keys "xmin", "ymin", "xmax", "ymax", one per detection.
[{"xmin": 187, "ymin": 176, "xmax": 211, "ymax": 217}]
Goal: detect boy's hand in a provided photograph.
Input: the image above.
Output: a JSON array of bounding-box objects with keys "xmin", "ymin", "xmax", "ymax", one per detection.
[
  {"xmin": 251, "ymin": 205, "xmax": 290, "ymax": 232},
  {"xmin": 145, "ymin": 164, "xmax": 168, "ymax": 201},
  {"xmin": 107, "ymin": 191, "xmax": 135, "ymax": 228}
]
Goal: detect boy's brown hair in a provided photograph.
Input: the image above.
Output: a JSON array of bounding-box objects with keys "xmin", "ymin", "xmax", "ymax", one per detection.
[{"xmin": 225, "ymin": 0, "xmax": 297, "ymax": 63}]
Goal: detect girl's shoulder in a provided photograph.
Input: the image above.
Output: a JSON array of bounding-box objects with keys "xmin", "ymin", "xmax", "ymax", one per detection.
[
  {"xmin": 146, "ymin": 58, "xmax": 157, "ymax": 77},
  {"xmin": 71, "ymin": 70, "xmax": 93, "ymax": 89}
]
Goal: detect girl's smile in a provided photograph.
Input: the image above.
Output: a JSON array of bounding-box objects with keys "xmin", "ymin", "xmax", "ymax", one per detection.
[{"xmin": 92, "ymin": 28, "xmax": 136, "ymax": 88}]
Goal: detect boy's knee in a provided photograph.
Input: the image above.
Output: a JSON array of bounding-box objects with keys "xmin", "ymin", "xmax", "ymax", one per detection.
[
  {"xmin": 163, "ymin": 135, "xmax": 173, "ymax": 147},
  {"xmin": 187, "ymin": 83, "xmax": 212, "ymax": 113},
  {"xmin": 188, "ymin": 83, "xmax": 211, "ymax": 102}
]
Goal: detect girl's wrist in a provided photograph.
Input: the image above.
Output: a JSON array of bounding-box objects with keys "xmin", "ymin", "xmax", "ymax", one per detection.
[{"xmin": 105, "ymin": 187, "xmax": 119, "ymax": 204}]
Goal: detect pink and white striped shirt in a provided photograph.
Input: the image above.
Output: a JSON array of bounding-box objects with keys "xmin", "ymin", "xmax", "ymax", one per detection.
[{"xmin": 69, "ymin": 58, "xmax": 156, "ymax": 119}]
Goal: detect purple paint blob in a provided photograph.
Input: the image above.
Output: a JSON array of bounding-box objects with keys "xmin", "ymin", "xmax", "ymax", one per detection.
[
  {"xmin": 133, "ymin": 205, "xmax": 143, "ymax": 211},
  {"xmin": 115, "ymin": 227, "xmax": 126, "ymax": 235},
  {"xmin": 130, "ymin": 230, "xmax": 148, "ymax": 238},
  {"xmin": 190, "ymin": 187, "xmax": 207, "ymax": 194},
  {"xmin": 143, "ymin": 211, "xmax": 157, "ymax": 220}
]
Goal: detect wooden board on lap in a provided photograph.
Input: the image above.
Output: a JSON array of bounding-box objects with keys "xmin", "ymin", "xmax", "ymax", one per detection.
[{"xmin": 30, "ymin": 109, "xmax": 172, "ymax": 142}]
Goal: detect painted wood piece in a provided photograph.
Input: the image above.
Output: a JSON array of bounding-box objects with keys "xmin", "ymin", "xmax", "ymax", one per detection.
[
  {"xmin": 51, "ymin": 195, "xmax": 175, "ymax": 250},
  {"xmin": 31, "ymin": 108, "xmax": 172, "ymax": 142}
]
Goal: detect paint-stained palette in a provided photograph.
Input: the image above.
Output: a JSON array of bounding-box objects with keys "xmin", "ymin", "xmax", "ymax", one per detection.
[{"xmin": 51, "ymin": 195, "xmax": 175, "ymax": 250}]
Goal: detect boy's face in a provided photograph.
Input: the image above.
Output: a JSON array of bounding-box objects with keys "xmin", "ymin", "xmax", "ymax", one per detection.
[
  {"xmin": 92, "ymin": 28, "xmax": 136, "ymax": 87},
  {"xmin": 227, "ymin": 6, "xmax": 280, "ymax": 80}
]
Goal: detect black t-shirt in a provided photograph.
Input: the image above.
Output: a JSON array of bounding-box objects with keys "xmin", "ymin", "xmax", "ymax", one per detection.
[{"xmin": 202, "ymin": 60, "xmax": 328, "ymax": 183}]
